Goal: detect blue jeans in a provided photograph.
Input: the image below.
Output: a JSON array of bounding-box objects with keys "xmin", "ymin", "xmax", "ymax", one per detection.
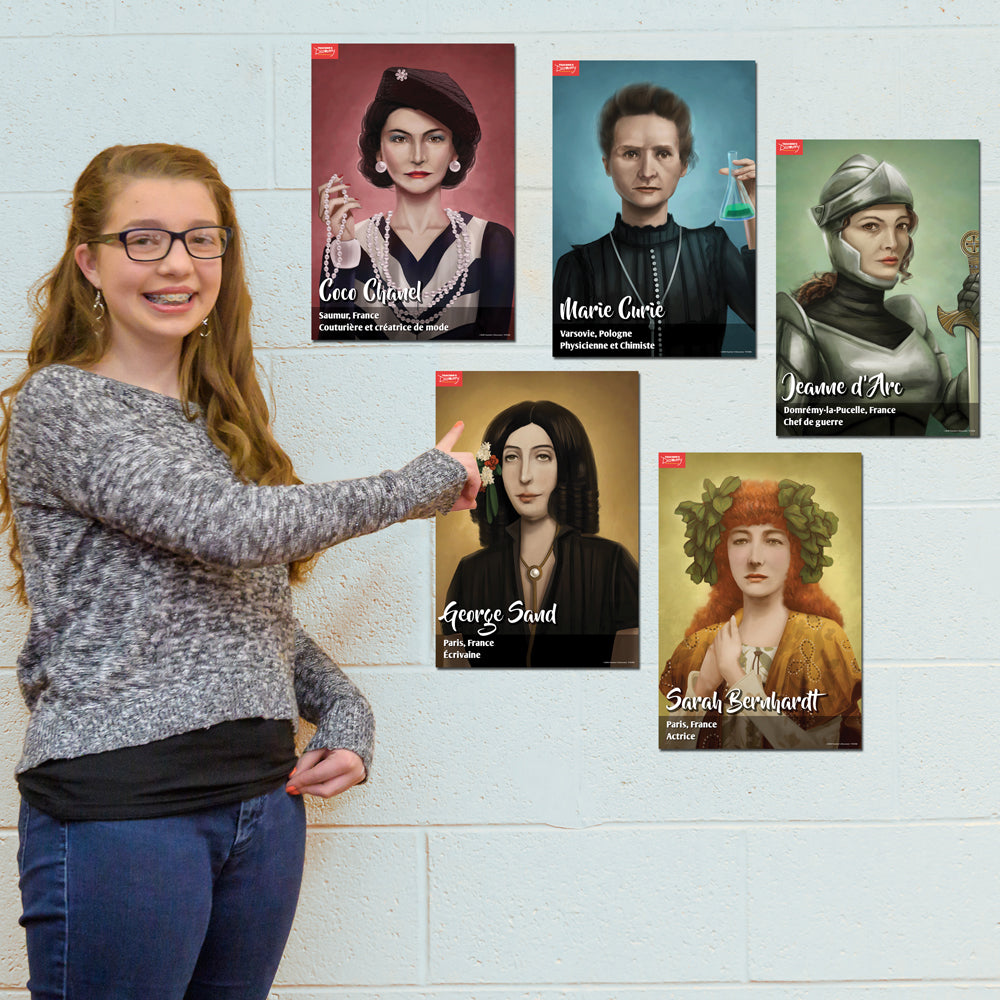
[{"xmin": 18, "ymin": 787, "xmax": 306, "ymax": 1000}]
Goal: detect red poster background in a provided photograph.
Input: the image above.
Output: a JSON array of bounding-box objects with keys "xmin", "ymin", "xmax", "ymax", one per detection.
[{"xmin": 311, "ymin": 44, "xmax": 515, "ymax": 309}]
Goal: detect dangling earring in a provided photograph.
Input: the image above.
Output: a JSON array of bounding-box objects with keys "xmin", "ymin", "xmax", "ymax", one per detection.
[
  {"xmin": 448, "ymin": 159, "xmax": 461, "ymax": 173},
  {"xmin": 199, "ymin": 316, "xmax": 210, "ymax": 339},
  {"xmin": 93, "ymin": 289, "xmax": 105, "ymax": 321},
  {"xmin": 375, "ymin": 160, "xmax": 388, "ymax": 173}
]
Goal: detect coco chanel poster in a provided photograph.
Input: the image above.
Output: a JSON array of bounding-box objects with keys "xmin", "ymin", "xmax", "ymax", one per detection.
[{"xmin": 312, "ymin": 43, "xmax": 515, "ymax": 342}]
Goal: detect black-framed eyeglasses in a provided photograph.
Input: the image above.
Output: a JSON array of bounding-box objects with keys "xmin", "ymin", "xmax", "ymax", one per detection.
[{"xmin": 90, "ymin": 227, "xmax": 232, "ymax": 261}]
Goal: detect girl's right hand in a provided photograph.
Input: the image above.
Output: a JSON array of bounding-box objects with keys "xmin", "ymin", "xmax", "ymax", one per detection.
[
  {"xmin": 435, "ymin": 421, "xmax": 481, "ymax": 512},
  {"xmin": 318, "ymin": 174, "xmax": 362, "ymax": 242}
]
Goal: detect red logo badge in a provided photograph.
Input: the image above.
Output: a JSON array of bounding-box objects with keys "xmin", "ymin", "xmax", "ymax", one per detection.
[
  {"xmin": 776, "ymin": 139, "xmax": 803, "ymax": 156},
  {"xmin": 436, "ymin": 371, "xmax": 463, "ymax": 387},
  {"xmin": 553, "ymin": 61, "xmax": 580, "ymax": 76},
  {"xmin": 658, "ymin": 453, "xmax": 686, "ymax": 468},
  {"xmin": 312, "ymin": 44, "xmax": 339, "ymax": 59}
]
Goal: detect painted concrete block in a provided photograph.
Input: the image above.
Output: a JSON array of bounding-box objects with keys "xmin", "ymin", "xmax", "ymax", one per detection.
[
  {"xmin": 114, "ymin": 0, "xmax": 422, "ymax": 34},
  {"xmin": 865, "ymin": 507, "xmax": 997, "ymax": 662},
  {"xmin": 268, "ymin": 350, "xmax": 439, "ymax": 474},
  {"xmin": 429, "ymin": 828, "xmax": 744, "ymax": 983},
  {"xmin": 237, "ymin": 191, "xmax": 312, "ymax": 350},
  {"xmin": 275, "ymin": 42, "xmax": 314, "ymax": 191},
  {"xmin": 276, "ymin": 829, "xmax": 423, "ymax": 985},
  {"xmin": 0, "ymin": 198, "xmax": 70, "ymax": 352},
  {"xmin": 269, "ymin": 989, "xmax": 1000, "ymax": 1000},
  {"xmin": 0, "ymin": 674, "xmax": 28, "ymax": 830},
  {"xmin": 302, "ymin": 668, "xmax": 582, "ymax": 828},
  {"xmin": 896, "ymin": 665, "xmax": 1000, "ymax": 820},
  {"xmin": 0, "ymin": 0, "xmax": 105, "ymax": 36},
  {"xmin": 1, "ymin": 40, "xmax": 270, "ymax": 192},
  {"xmin": 0, "ymin": 836, "xmax": 27, "ymax": 989},
  {"xmin": 747, "ymin": 824, "xmax": 1000, "ymax": 980},
  {"xmin": 291, "ymin": 526, "xmax": 435, "ymax": 666}
]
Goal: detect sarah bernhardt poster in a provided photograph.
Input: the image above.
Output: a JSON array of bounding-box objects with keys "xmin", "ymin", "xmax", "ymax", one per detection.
[{"xmin": 658, "ymin": 452, "xmax": 862, "ymax": 750}]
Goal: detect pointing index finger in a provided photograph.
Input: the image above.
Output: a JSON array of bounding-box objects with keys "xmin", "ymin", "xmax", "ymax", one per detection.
[{"xmin": 436, "ymin": 420, "xmax": 464, "ymax": 453}]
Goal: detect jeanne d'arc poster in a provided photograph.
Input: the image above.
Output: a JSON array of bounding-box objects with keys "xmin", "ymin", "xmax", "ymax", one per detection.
[
  {"xmin": 436, "ymin": 371, "xmax": 639, "ymax": 669},
  {"xmin": 776, "ymin": 139, "xmax": 980, "ymax": 436},
  {"xmin": 551, "ymin": 60, "xmax": 756, "ymax": 359},
  {"xmin": 658, "ymin": 453, "xmax": 862, "ymax": 750},
  {"xmin": 311, "ymin": 43, "xmax": 515, "ymax": 342}
]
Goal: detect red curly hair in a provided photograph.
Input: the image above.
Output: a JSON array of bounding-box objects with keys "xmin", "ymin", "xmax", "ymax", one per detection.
[{"xmin": 685, "ymin": 479, "xmax": 843, "ymax": 635}]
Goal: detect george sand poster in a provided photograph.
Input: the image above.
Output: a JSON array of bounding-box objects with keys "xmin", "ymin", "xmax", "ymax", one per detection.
[
  {"xmin": 776, "ymin": 139, "xmax": 979, "ymax": 436},
  {"xmin": 311, "ymin": 43, "xmax": 515, "ymax": 342},
  {"xmin": 436, "ymin": 371, "xmax": 639, "ymax": 669},
  {"xmin": 552, "ymin": 60, "xmax": 756, "ymax": 359},
  {"xmin": 658, "ymin": 453, "xmax": 862, "ymax": 750}
]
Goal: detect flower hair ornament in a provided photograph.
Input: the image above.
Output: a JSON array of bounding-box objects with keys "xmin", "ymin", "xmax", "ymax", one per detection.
[
  {"xmin": 674, "ymin": 478, "xmax": 839, "ymax": 586},
  {"xmin": 475, "ymin": 441, "xmax": 500, "ymax": 522}
]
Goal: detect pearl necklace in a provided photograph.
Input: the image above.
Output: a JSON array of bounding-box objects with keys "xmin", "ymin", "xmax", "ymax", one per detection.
[
  {"xmin": 366, "ymin": 209, "xmax": 472, "ymax": 327},
  {"xmin": 321, "ymin": 176, "xmax": 349, "ymax": 283}
]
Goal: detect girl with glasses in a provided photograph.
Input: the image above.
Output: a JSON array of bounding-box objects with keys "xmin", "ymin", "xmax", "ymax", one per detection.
[{"xmin": 1, "ymin": 142, "xmax": 478, "ymax": 999}]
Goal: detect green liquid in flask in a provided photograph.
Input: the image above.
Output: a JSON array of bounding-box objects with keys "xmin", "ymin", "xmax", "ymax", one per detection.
[{"xmin": 719, "ymin": 149, "xmax": 755, "ymax": 223}]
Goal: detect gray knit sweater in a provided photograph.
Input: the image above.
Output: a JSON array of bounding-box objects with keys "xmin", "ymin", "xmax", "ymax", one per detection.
[{"xmin": 6, "ymin": 364, "xmax": 466, "ymax": 775}]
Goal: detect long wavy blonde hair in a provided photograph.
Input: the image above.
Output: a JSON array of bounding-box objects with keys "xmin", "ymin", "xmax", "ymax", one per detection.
[{"xmin": 0, "ymin": 143, "xmax": 314, "ymax": 603}]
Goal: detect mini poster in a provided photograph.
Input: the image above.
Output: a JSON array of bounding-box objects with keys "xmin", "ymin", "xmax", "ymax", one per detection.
[
  {"xmin": 311, "ymin": 43, "xmax": 515, "ymax": 341},
  {"xmin": 552, "ymin": 60, "xmax": 756, "ymax": 359},
  {"xmin": 658, "ymin": 453, "xmax": 862, "ymax": 750},
  {"xmin": 776, "ymin": 139, "xmax": 980, "ymax": 436},
  {"xmin": 436, "ymin": 371, "xmax": 639, "ymax": 669}
]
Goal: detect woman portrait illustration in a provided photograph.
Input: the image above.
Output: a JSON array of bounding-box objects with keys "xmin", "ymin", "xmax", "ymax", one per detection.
[
  {"xmin": 776, "ymin": 139, "xmax": 979, "ymax": 436},
  {"xmin": 311, "ymin": 43, "xmax": 515, "ymax": 341},
  {"xmin": 436, "ymin": 371, "xmax": 639, "ymax": 669},
  {"xmin": 552, "ymin": 59, "xmax": 756, "ymax": 358},
  {"xmin": 658, "ymin": 453, "xmax": 862, "ymax": 750}
]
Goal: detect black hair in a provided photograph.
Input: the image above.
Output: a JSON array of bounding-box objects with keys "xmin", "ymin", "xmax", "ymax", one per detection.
[
  {"xmin": 471, "ymin": 400, "xmax": 600, "ymax": 547},
  {"xmin": 357, "ymin": 70, "xmax": 480, "ymax": 188}
]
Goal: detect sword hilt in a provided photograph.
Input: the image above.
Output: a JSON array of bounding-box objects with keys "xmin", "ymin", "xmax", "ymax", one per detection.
[
  {"xmin": 937, "ymin": 306, "xmax": 979, "ymax": 340},
  {"xmin": 937, "ymin": 230, "xmax": 980, "ymax": 338}
]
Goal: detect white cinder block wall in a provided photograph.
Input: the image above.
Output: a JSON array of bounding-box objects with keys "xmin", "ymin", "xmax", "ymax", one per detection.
[{"xmin": 1, "ymin": 0, "xmax": 998, "ymax": 996}]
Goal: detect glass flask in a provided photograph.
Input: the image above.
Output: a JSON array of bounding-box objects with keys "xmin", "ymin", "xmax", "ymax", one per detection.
[{"xmin": 719, "ymin": 150, "xmax": 754, "ymax": 221}]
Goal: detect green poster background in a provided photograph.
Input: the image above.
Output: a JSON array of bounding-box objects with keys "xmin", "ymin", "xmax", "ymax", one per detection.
[{"xmin": 776, "ymin": 140, "xmax": 979, "ymax": 407}]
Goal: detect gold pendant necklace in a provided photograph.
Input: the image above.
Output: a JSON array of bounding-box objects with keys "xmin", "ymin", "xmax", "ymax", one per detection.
[{"xmin": 519, "ymin": 525, "xmax": 558, "ymax": 614}]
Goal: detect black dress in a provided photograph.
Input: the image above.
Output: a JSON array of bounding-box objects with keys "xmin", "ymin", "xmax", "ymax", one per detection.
[
  {"xmin": 553, "ymin": 214, "xmax": 755, "ymax": 357},
  {"xmin": 316, "ymin": 212, "xmax": 514, "ymax": 341},
  {"xmin": 441, "ymin": 524, "xmax": 638, "ymax": 668}
]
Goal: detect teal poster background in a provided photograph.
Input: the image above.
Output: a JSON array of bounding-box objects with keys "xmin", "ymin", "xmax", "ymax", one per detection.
[
  {"xmin": 552, "ymin": 60, "xmax": 756, "ymax": 357},
  {"xmin": 552, "ymin": 60, "xmax": 757, "ymax": 264}
]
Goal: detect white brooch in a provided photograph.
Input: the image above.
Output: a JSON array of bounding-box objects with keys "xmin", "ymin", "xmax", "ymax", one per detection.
[{"xmin": 395, "ymin": 68, "xmax": 407, "ymax": 82}]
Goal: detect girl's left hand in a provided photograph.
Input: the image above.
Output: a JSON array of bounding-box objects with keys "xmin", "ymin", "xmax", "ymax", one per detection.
[
  {"xmin": 711, "ymin": 615, "xmax": 746, "ymax": 686},
  {"xmin": 286, "ymin": 748, "xmax": 366, "ymax": 799},
  {"xmin": 719, "ymin": 158, "xmax": 756, "ymax": 208}
]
